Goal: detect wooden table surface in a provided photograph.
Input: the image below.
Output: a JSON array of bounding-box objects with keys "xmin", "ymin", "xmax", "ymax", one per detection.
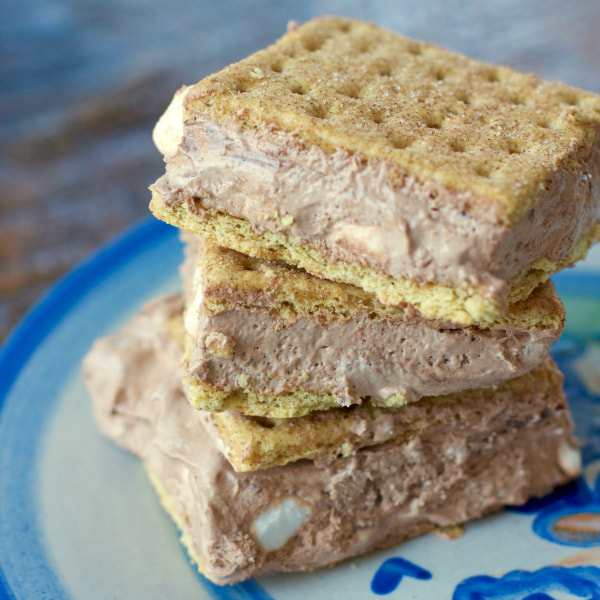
[{"xmin": 2, "ymin": 0, "xmax": 600, "ymax": 342}]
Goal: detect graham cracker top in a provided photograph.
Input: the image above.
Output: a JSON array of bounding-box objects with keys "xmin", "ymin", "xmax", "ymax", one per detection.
[{"xmin": 184, "ymin": 16, "xmax": 600, "ymax": 221}]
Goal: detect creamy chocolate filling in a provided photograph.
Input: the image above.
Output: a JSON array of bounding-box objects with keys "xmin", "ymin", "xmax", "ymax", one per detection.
[{"xmin": 188, "ymin": 308, "xmax": 560, "ymax": 404}]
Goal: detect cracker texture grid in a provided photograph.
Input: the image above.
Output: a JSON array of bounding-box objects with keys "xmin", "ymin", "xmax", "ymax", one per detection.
[{"xmin": 185, "ymin": 16, "xmax": 600, "ymax": 221}]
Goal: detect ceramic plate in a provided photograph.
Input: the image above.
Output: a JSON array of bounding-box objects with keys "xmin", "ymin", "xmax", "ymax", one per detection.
[{"xmin": 3, "ymin": 217, "xmax": 600, "ymax": 600}]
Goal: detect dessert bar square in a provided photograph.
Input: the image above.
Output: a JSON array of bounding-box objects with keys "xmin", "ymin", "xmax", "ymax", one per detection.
[
  {"xmin": 84, "ymin": 294, "xmax": 573, "ymax": 473},
  {"xmin": 150, "ymin": 16, "xmax": 600, "ymax": 325},
  {"xmin": 181, "ymin": 236, "xmax": 564, "ymax": 418}
]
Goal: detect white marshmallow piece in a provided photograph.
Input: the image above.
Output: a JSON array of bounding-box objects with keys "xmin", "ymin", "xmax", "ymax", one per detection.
[
  {"xmin": 251, "ymin": 498, "xmax": 310, "ymax": 551},
  {"xmin": 573, "ymin": 344, "xmax": 600, "ymax": 395},
  {"xmin": 558, "ymin": 442, "xmax": 582, "ymax": 477},
  {"xmin": 152, "ymin": 85, "xmax": 188, "ymax": 158}
]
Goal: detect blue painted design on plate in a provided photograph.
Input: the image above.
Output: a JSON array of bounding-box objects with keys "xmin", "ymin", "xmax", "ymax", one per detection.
[
  {"xmin": 548, "ymin": 331, "xmax": 600, "ymax": 465},
  {"xmin": 452, "ymin": 565, "xmax": 600, "ymax": 600},
  {"xmin": 553, "ymin": 270, "xmax": 600, "ymax": 301},
  {"xmin": 370, "ymin": 557, "xmax": 432, "ymax": 595},
  {"xmin": 202, "ymin": 579, "xmax": 275, "ymax": 600},
  {"xmin": 510, "ymin": 479, "xmax": 592, "ymax": 515},
  {"xmin": 511, "ymin": 470, "xmax": 600, "ymax": 547},
  {"xmin": 0, "ymin": 218, "xmax": 174, "ymax": 600}
]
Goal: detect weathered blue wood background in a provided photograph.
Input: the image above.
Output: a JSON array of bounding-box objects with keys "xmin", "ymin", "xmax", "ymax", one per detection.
[{"xmin": 2, "ymin": 0, "xmax": 599, "ymax": 340}]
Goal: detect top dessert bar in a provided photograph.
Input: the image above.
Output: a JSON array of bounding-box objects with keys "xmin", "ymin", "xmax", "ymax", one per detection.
[{"xmin": 150, "ymin": 16, "xmax": 600, "ymax": 325}]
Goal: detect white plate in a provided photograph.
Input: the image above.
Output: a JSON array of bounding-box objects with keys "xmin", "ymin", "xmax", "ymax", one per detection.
[{"xmin": 2, "ymin": 218, "xmax": 600, "ymax": 600}]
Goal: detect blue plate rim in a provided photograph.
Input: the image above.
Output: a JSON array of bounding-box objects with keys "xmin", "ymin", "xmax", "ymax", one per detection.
[{"xmin": 0, "ymin": 216, "xmax": 175, "ymax": 599}]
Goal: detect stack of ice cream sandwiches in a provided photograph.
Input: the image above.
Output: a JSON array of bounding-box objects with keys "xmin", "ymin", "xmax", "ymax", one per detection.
[{"xmin": 83, "ymin": 17, "xmax": 600, "ymax": 585}]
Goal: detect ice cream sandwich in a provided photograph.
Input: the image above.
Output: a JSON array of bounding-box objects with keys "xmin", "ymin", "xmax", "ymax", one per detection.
[
  {"xmin": 180, "ymin": 236, "xmax": 564, "ymax": 417},
  {"xmin": 83, "ymin": 295, "xmax": 579, "ymax": 584},
  {"xmin": 150, "ymin": 16, "xmax": 600, "ymax": 325}
]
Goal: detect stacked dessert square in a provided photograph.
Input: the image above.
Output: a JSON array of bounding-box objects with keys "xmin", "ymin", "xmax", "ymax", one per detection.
[{"xmin": 83, "ymin": 17, "xmax": 600, "ymax": 585}]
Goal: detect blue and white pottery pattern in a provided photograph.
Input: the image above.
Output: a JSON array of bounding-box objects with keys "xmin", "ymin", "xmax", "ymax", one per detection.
[{"xmin": 3, "ymin": 218, "xmax": 600, "ymax": 599}]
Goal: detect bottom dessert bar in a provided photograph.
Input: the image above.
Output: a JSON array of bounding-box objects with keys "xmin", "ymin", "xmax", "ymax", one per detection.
[{"xmin": 84, "ymin": 297, "xmax": 580, "ymax": 585}]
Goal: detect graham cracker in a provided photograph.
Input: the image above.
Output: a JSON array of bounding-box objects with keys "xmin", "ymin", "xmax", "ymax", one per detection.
[
  {"xmin": 196, "ymin": 235, "xmax": 565, "ymax": 330},
  {"xmin": 183, "ymin": 16, "xmax": 600, "ymax": 222},
  {"xmin": 181, "ymin": 236, "xmax": 565, "ymax": 418},
  {"xmin": 150, "ymin": 17, "xmax": 600, "ymax": 324},
  {"xmin": 152, "ymin": 194, "xmax": 598, "ymax": 325}
]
